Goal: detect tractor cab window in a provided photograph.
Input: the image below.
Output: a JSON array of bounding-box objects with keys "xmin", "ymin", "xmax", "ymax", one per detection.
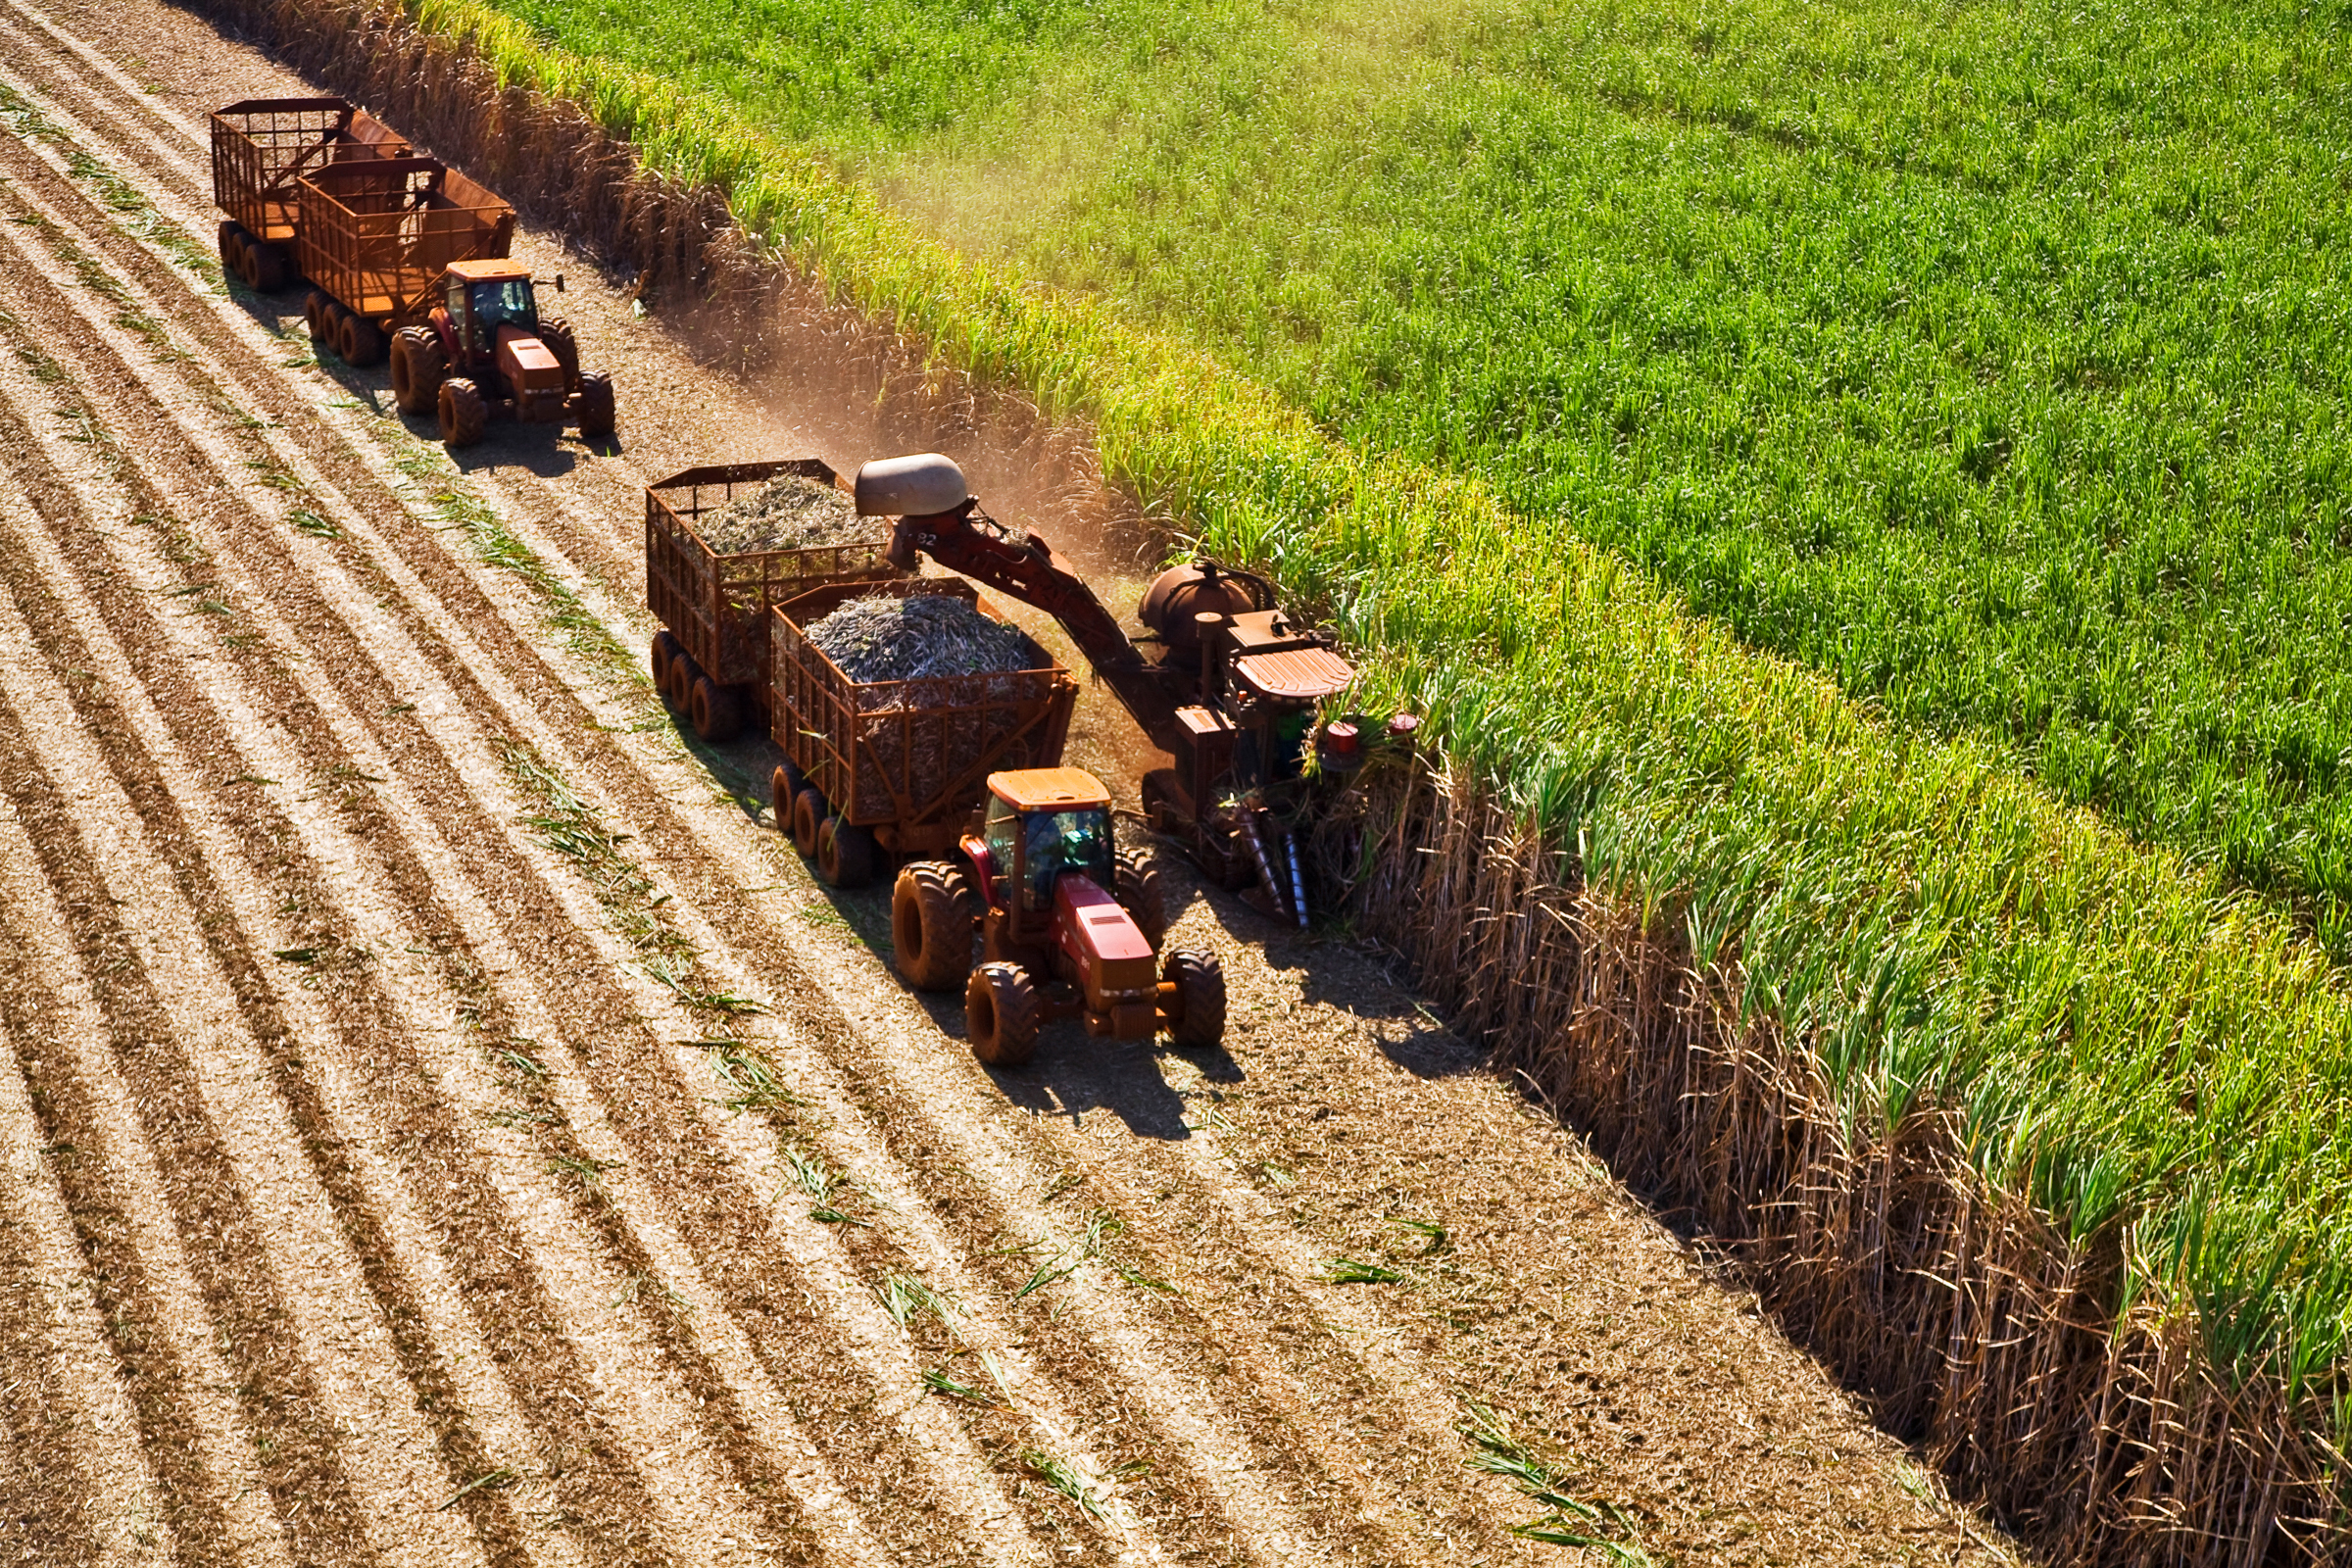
[
  {"xmin": 470, "ymin": 279, "xmax": 537, "ymax": 337},
  {"xmin": 1019, "ymin": 808, "xmax": 1110, "ymax": 912},
  {"xmin": 982, "ymin": 795, "xmax": 1019, "ymax": 906}
]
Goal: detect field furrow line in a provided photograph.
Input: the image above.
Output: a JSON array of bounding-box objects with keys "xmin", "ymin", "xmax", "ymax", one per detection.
[
  {"xmin": 0, "ymin": 466, "xmax": 481, "ymax": 1568},
  {"xmin": 0, "ymin": 214, "xmax": 864, "ymax": 1568},
  {"xmin": 0, "ymin": 72, "xmax": 1415, "ymax": 1566},
  {"xmin": 0, "ymin": 322, "xmax": 646, "ymax": 1568},
  {"xmin": 0, "ymin": 1035, "xmax": 166, "ymax": 1568},
  {"xmin": 0, "ymin": 119, "xmax": 1060, "ymax": 1568},
  {"xmin": 0, "ymin": 0, "xmax": 217, "ymax": 146},
  {"xmin": 0, "ymin": 763, "xmax": 299, "ymax": 1568}
]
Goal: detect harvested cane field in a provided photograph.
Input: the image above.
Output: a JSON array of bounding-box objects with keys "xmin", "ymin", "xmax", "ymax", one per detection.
[
  {"xmin": 173, "ymin": 0, "xmax": 2352, "ymax": 1561},
  {"xmin": 0, "ymin": 4, "xmax": 2024, "ymax": 1567}
]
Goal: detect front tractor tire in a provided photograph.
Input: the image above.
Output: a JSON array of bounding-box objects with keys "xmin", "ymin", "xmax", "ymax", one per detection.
[
  {"xmin": 967, "ymin": 961, "xmax": 1041, "ymax": 1066},
  {"xmin": 438, "ymin": 376, "xmax": 488, "ymax": 447},
  {"xmin": 574, "ymin": 370, "xmax": 616, "ymax": 440},
  {"xmin": 538, "ymin": 316, "xmax": 581, "ymax": 386},
  {"xmin": 390, "ymin": 326, "xmax": 448, "ymax": 416},
  {"xmin": 892, "ymin": 860, "xmax": 976, "ymax": 992},
  {"xmin": 1114, "ymin": 849, "xmax": 1167, "ymax": 945},
  {"xmin": 1161, "ymin": 949, "xmax": 1226, "ymax": 1050}
]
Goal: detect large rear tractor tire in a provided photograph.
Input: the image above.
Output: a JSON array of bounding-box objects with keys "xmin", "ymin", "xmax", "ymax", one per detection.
[
  {"xmin": 437, "ymin": 376, "xmax": 487, "ymax": 447},
  {"xmin": 574, "ymin": 370, "xmax": 616, "ymax": 441},
  {"xmin": 790, "ymin": 787, "xmax": 827, "ymax": 859},
  {"xmin": 337, "ymin": 310, "xmax": 385, "ymax": 368},
  {"xmin": 688, "ymin": 675, "xmax": 744, "ymax": 743},
  {"xmin": 816, "ymin": 815, "xmax": 877, "ymax": 889},
  {"xmin": 966, "ymin": 961, "xmax": 1041, "ymax": 1066},
  {"xmin": 892, "ymin": 860, "xmax": 976, "ymax": 992},
  {"xmin": 1161, "ymin": 949, "xmax": 1226, "ymax": 1050},
  {"xmin": 538, "ymin": 316, "xmax": 580, "ymax": 387},
  {"xmin": 390, "ymin": 326, "xmax": 448, "ymax": 416},
  {"xmin": 1114, "ymin": 849, "xmax": 1167, "ymax": 946}
]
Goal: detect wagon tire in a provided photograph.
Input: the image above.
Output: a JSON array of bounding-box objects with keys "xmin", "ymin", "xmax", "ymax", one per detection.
[
  {"xmin": 816, "ymin": 815, "xmax": 876, "ymax": 889},
  {"xmin": 338, "ymin": 311, "xmax": 385, "ymax": 368},
  {"xmin": 689, "ymin": 675, "xmax": 744, "ymax": 743},
  {"xmin": 966, "ymin": 961, "xmax": 1040, "ymax": 1066},
  {"xmin": 1114, "ymin": 849, "xmax": 1167, "ymax": 946},
  {"xmin": 305, "ymin": 289, "xmax": 333, "ymax": 347},
  {"xmin": 1161, "ymin": 949, "xmax": 1225, "ymax": 1050},
  {"xmin": 390, "ymin": 326, "xmax": 447, "ymax": 415},
  {"xmin": 437, "ymin": 376, "xmax": 487, "ymax": 447},
  {"xmin": 246, "ymin": 240, "xmax": 290, "ymax": 293},
  {"xmin": 893, "ymin": 860, "xmax": 976, "ymax": 992},
  {"xmin": 651, "ymin": 629, "xmax": 682, "ymax": 693},
  {"xmin": 790, "ymin": 787, "xmax": 826, "ymax": 859}
]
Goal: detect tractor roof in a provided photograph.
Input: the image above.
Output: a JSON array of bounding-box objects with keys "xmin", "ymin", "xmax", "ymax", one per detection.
[
  {"xmin": 445, "ymin": 258, "xmax": 531, "ymax": 283},
  {"xmin": 990, "ymin": 767, "xmax": 1110, "ymax": 811}
]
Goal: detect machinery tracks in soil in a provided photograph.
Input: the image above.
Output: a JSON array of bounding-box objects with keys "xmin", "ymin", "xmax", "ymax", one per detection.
[{"xmin": 0, "ymin": 6, "xmax": 2014, "ymax": 1567}]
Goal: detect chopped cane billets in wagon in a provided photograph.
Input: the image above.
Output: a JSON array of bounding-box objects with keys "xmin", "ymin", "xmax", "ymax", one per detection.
[{"xmin": 696, "ymin": 473, "xmax": 878, "ymax": 555}]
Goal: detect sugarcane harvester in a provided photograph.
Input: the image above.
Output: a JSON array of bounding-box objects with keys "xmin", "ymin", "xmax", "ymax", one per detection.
[{"xmin": 857, "ymin": 454, "xmax": 1395, "ymax": 928}]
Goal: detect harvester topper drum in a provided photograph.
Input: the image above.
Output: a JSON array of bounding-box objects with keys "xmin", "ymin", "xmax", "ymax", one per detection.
[{"xmin": 891, "ymin": 767, "xmax": 1221, "ymax": 1066}]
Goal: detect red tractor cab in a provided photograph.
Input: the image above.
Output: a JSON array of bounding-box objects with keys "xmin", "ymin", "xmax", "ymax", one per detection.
[{"xmin": 890, "ymin": 767, "xmax": 1226, "ymax": 1065}]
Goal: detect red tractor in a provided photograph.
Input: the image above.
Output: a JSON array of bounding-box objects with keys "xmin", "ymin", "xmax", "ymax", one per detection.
[
  {"xmin": 385, "ymin": 257, "xmax": 615, "ymax": 447},
  {"xmin": 890, "ymin": 767, "xmax": 1226, "ymax": 1064}
]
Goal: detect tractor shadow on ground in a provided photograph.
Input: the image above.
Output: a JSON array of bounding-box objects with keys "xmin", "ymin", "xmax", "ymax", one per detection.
[
  {"xmin": 1148, "ymin": 835, "xmax": 1488, "ymax": 1083},
  {"xmin": 894, "ymin": 975, "xmax": 1221, "ymax": 1142},
  {"xmin": 226, "ymin": 284, "xmax": 613, "ymax": 475}
]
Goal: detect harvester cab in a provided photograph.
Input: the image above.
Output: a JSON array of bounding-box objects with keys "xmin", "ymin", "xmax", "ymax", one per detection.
[
  {"xmin": 388, "ymin": 258, "xmax": 616, "ymax": 447},
  {"xmin": 888, "ymin": 767, "xmax": 1227, "ymax": 1066}
]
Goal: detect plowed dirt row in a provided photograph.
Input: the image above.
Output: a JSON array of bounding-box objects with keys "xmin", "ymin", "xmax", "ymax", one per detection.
[{"xmin": 0, "ymin": 7, "xmax": 2017, "ymax": 1567}]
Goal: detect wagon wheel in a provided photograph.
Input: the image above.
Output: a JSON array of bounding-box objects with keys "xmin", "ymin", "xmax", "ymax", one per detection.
[
  {"xmin": 338, "ymin": 311, "xmax": 386, "ymax": 368},
  {"xmin": 790, "ymin": 787, "xmax": 826, "ymax": 859},
  {"xmin": 689, "ymin": 676, "xmax": 744, "ymax": 744},
  {"xmin": 651, "ymin": 629, "xmax": 682, "ymax": 693},
  {"xmin": 815, "ymin": 815, "xmax": 876, "ymax": 889},
  {"xmin": 246, "ymin": 241, "xmax": 290, "ymax": 293},
  {"xmin": 966, "ymin": 961, "xmax": 1040, "ymax": 1066}
]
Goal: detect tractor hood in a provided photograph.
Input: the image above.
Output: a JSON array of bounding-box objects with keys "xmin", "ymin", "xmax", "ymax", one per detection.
[
  {"xmin": 495, "ymin": 323, "xmax": 566, "ymax": 417},
  {"xmin": 1054, "ymin": 875, "xmax": 1156, "ymax": 1000}
]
